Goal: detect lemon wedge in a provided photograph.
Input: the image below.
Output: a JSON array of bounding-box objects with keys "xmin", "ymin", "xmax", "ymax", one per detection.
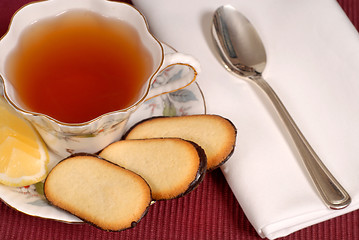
[{"xmin": 0, "ymin": 96, "xmax": 49, "ymax": 187}]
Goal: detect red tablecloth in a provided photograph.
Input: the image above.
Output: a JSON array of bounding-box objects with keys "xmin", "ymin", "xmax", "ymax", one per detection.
[{"xmin": 0, "ymin": 1, "xmax": 358, "ymax": 239}]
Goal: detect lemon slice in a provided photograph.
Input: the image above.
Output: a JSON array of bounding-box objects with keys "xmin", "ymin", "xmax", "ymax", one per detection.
[{"xmin": 0, "ymin": 96, "xmax": 49, "ymax": 187}]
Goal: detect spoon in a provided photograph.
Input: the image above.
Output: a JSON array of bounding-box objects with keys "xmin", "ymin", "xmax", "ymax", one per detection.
[{"xmin": 211, "ymin": 5, "xmax": 351, "ymax": 210}]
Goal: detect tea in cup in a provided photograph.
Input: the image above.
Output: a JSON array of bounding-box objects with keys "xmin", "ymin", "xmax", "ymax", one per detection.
[{"xmin": 0, "ymin": 0, "xmax": 200, "ymax": 157}]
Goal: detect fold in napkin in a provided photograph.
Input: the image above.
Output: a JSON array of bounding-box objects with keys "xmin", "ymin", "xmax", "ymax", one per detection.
[{"xmin": 133, "ymin": 0, "xmax": 359, "ymax": 239}]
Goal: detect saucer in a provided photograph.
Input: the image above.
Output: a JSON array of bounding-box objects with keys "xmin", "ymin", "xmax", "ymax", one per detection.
[{"xmin": 0, "ymin": 43, "xmax": 206, "ymax": 223}]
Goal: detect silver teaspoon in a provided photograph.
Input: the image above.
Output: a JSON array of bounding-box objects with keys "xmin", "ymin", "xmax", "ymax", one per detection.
[{"xmin": 212, "ymin": 5, "xmax": 351, "ymax": 209}]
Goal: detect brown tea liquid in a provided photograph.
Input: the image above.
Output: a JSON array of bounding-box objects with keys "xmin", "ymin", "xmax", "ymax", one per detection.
[{"xmin": 5, "ymin": 10, "xmax": 154, "ymax": 123}]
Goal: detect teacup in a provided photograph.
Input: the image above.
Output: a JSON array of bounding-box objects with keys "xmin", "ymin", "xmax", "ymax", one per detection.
[{"xmin": 0, "ymin": 0, "xmax": 200, "ymax": 157}]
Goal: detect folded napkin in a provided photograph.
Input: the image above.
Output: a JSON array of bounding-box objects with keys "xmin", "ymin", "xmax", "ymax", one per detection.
[{"xmin": 132, "ymin": 0, "xmax": 359, "ymax": 239}]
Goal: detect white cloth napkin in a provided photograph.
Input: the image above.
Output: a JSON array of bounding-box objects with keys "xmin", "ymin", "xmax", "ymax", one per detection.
[{"xmin": 132, "ymin": 0, "xmax": 359, "ymax": 239}]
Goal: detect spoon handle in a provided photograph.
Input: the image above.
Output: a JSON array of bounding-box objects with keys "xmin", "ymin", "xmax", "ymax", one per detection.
[{"xmin": 252, "ymin": 75, "xmax": 351, "ymax": 210}]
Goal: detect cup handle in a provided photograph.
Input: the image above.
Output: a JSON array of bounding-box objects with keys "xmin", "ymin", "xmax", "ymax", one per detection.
[{"xmin": 144, "ymin": 52, "xmax": 201, "ymax": 101}]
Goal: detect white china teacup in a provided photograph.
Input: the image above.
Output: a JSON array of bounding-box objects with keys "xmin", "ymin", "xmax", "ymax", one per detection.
[{"xmin": 0, "ymin": 0, "xmax": 200, "ymax": 157}]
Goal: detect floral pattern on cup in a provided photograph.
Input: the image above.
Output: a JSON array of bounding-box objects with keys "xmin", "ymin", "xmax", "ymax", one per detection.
[{"xmin": 0, "ymin": 0, "xmax": 200, "ymax": 157}]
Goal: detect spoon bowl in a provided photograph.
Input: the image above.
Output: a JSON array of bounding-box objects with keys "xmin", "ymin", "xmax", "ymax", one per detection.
[
  {"xmin": 212, "ymin": 5, "xmax": 351, "ymax": 210},
  {"xmin": 212, "ymin": 5, "xmax": 266, "ymax": 76}
]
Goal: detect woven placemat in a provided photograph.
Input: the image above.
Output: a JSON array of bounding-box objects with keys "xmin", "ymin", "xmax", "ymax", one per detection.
[{"xmin": 0, "ymin": 1, "xmax": 358, "ymax": 239}]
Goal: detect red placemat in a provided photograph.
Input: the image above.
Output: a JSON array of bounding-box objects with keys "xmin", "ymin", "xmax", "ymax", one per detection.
[{"xmin": 0, "ymin": 1, "xmax": 358, "ymax": 240}]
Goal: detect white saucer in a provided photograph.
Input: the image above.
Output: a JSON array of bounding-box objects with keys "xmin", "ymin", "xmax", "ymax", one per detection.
[{"xmin": 0, "ymin": 43, "xmax": 206, "ymax": 223}]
